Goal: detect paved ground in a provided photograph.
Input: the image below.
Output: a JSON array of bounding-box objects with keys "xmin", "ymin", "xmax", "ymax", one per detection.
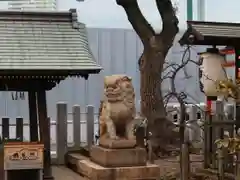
[
  {"xmin": 155, "ymin": 154, "xmax": 203, "ymax": 178},
  {"xmin": 52, "ymin": 166, "xmax": 84, "ymax": 180}
]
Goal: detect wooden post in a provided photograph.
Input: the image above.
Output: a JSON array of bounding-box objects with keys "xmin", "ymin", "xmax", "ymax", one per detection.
[
  {"xmin": 16, "ymin": 117, "xmax": 23, "ymax": 141},
  {"xmin": 2, "ymin": 117, "xmax": 9, "ymax": 141},
  {"xmin": 28, "ymin": 91, "xmax": 38, "ymax": 141},
  {"xmin": 181, "ymin": 143, "xmax": 190, "ymax": 180},
  {"xmin": 86, "ymin": 105, "xmax": 94, "ymax": 150},
  {"xmin": 56, "ymin": 102, "xmax": 67, "ymax": 164},
  {"xmin": 72, "ymin": 105, "xmax": 81, "ymax": 148},
  {"xmin": 37, "ymin": 90, "xmax": 53, "ymax": 180}
]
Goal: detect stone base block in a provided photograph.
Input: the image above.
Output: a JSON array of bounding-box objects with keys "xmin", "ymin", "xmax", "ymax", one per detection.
[
  {"xmin": 79, "ymin": 158, "xmax": 160, "ymax": 180},
  {"xmin": 99, "ymin": 139, "xmax": 136, "ymax": 149},
  {"xmin": 90, "ymin": 145, "xmax": 146, "ymax": 167}
]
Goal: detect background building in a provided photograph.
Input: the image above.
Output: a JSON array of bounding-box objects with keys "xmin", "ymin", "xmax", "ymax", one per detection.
[
  {"xmin": 0, "ymin": 28, "xmax": 208, "ymax": 122},
  {"xmin": 8, "ymin": 0, "xmax": 56, "ymax": 11},
  {"xmin": 3, "ymin": 0, "xmax": 233, "ymax": 122}
]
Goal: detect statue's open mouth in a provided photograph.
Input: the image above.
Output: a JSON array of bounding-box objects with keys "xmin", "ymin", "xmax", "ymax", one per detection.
[{"xmin": 105, "ymin": 87, "xmax": 123, "ymax": 102}]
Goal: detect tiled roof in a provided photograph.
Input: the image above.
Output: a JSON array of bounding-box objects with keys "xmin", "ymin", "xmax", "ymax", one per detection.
[
  {"xmin": 179, "ymin": 21, "xmax": 240, "ymax": 46},
  {"xmin": 189, "ymin": 21, "xmax": 240, "ymax": 38},
  {"xmin": 0, "ymin": 9, "xmax": 102, "ymax": 73}
]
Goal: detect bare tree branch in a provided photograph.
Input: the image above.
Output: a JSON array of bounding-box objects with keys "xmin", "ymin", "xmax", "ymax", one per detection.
[
  {"xmin": 155, "ymin": 0, "xmax": 179, "ymax": 44},
  {"xmin": 161, "ymin": 45, "xmax": 199, "ymax": 145},
  {"xmin": 116, "ymin": 0, "xmax": 155, "ymax": 43}
]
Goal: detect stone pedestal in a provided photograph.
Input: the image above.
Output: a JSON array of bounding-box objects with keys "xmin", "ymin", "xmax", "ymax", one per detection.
[
  {"xmin": 90, "ymin": 145, "xmax": 146, "ymax": 167},
  {"xmin": 79, "ymin": 159, "xmax": 160, "ymax": 180},
  {"xmin": 70, "ymin": 142, "xmax": 160, "ymax": 180}
]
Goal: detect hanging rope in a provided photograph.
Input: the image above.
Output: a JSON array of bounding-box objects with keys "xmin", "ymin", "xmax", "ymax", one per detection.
[
  {"xmin": 19, "ymin": 92, "xmax": 25, "ymax": 100},
  {"xmin": 11, "ymin": 91, "xmax": 25, "ymax": 100},
  {"xmin": 4, "ymin": 84, "xmax": 8, "ymax": 116}
]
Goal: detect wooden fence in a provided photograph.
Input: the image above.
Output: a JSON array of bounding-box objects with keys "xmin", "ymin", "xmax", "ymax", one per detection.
[
  {"xmin": 167, "ymin": 102, "xmax": 235, "ymax": 143},
  {"xmin": 0, "ymin": 102, "xmax": 96, "ymax": 165},
  {"xmin": 0, "ymin": 101, "xmax": 236, "ymax": 167},
  {"xmin": 168, "ymin": 101, "xmax": 236, "ymax": 173}
]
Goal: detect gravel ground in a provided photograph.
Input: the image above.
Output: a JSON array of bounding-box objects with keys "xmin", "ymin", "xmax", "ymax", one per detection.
[{"xmin": 155, "ymin": 154, "xmax": 203, "ymax": 178}]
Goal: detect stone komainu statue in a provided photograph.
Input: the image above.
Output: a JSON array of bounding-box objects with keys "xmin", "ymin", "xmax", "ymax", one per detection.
[{"xmin": 99, "ymin": 74, "xmax": 136, "ymax": 141}]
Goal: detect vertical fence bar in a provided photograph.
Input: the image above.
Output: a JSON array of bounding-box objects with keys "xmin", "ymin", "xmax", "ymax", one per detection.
[
  {"xmin": 188, "ymin": 105, "xmax": 199, "ymax": 143},
  {"xmin": 204, "ymin": 109, "xmax": 211, "ymax": 168},
  {"xmin": 16, "ymin": 117, "xmax": 23, "ymax": 141},
  {"xmin": 56, "ymin": 102, "xmax": 68, "ymax": 165},
  {"xmin": 226, "ymin": 104, "xmax": 235, "ymax": 172},
  {"xmin": 211, "ymin": 102, "xmax": 217, "ymax": 168},
  {"xmin": 166, "ymin": 105, "xmax": 174, "ymax": 120},
  {"xmin": 199, "ymin": 104, "xmax": 206, "ymax": 143},
  {"xmin": 226, "ymin": 104, "xmax": 234, "ymax": 138},
  {"xmin": 87, "ymin": 105, "xmax": 94, "ymax": 150},
  {"xmin": 72, "ymin": 105, "xmax": 81, "ymax": 149},
  {"xmin": 2, "ymin": 117, "xmax": 9, "ymax": 141},
  {"xmin": 176, "ymin": 106, "xmax": 181, "ymax": 124},
  {"xmin": 216, "ymin": 100, "xmax": 224, "ymax": 137},
  {"xmin": 215, "ymin": 100, "xmax": 224, "ymax": 170},
  {"xmin": 218, "ymin": 148, "xmax": 224, "ymax": 180},
  {"xmin": 216, "ymin": 102, "xmax": 225, "ymax": 179}
]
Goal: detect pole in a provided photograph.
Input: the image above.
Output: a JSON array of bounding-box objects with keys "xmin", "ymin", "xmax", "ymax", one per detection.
[
  {"xmin": 197, "ymin": 0, "xmax": 205, "ymax": 21},
  {"xmin": 187, "ymin": 0, "xmax": 193, "ymax": 20},
  {"xmin": 207, "ymin": 99, "xmax": 212, "ymax": 113}
]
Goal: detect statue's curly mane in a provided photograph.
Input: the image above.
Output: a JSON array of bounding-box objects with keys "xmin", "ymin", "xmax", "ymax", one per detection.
[
  {"xmin": 104, "ymin": 75, "xmax": 135, "ymax": 119},
  {"xmin": 104, "ymin": 75, "xmax": 134, "ymax": 103}
]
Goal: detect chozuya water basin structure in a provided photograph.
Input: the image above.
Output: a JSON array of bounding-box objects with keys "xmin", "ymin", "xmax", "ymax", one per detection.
[
  {"xmin": 0, "ymin": 9, "xmax": 101, "ymax": 180},
  {"xmin": 179, "ymin": 20, "xmax": 240, "ymax": 176}
]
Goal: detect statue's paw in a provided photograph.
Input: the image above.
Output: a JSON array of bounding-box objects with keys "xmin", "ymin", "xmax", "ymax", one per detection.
[
  {"xmin": 109, "ymin": 135, "xmax": 120, "ymax": 140},
  {"xmin": 127, "ymin": 135, "xmax": 136, "ymax": 140}
]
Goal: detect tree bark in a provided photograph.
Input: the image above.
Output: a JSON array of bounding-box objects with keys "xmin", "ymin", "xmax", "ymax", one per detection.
[
  {"xmin": 117, "ymin": 0, "xmax": 179, "ymax": 155},
  {"xmin": 139, "ymin": 38, "xmax": 179, "ymax": 154},
  {"xmin": 140, "ymin": 43, "xmax": 165, "ymax": 119}
]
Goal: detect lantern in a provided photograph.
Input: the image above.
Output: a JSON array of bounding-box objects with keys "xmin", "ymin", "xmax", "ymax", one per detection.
[{"xmin": 199, "ymin": 51, "xmax": 228, "ymax": 97}]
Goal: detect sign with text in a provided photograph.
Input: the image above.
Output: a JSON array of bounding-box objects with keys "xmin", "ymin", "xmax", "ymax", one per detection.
[{"xmin": 4, "ymin": 142, "xmax": 43, "ymax": 170}]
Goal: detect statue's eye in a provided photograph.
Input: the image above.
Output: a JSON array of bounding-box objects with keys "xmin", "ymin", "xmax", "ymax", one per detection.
[
  {"xmin": 116, "ymin": 80, "xmax": 120, "ymax": 85},
  {"xmin": 126, "ymin": 84, "xmax": 131, "ymax": 88}
]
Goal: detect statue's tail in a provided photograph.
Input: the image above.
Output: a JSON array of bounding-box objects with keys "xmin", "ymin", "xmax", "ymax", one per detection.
[{"xmin": 99, "ymin": 100, "xmax": 108, "ymax": 139}]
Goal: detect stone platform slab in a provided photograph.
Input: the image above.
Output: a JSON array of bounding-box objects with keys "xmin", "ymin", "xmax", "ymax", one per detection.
[
  {"xmin": 90, "ymin": 145, "xmax": 146, "ymax": 167},
  {"xmin": 99, "ymin": 139, "xmax": 136, "ymax": 149},
  {"xmin": 67, "ymin": 153, "xmax": 160, "ymax": 180}
]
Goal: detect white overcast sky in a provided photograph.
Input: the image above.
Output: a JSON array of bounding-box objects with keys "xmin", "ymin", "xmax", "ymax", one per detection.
[{"xmin": 1, "ymin": 0, "xmax": 239, "ymax": 31}]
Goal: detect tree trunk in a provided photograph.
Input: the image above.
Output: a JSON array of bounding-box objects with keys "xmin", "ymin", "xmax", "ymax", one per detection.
[
  {"xmin": 140, "ymin": 41, "xmax": 179, "ymax": 156},
  {"xmin": 116, "ymin": 0, "xmax": 179, "ymax": 157},
  {"xmin": 140, "ymin": 48, "xmax": 165, "ymax": 119}
]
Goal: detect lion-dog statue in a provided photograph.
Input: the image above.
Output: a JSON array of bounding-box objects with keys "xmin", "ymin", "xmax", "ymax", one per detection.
[{"xmin": 98, "ymin": 75, "xmax": 136, "ymax": 147}]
